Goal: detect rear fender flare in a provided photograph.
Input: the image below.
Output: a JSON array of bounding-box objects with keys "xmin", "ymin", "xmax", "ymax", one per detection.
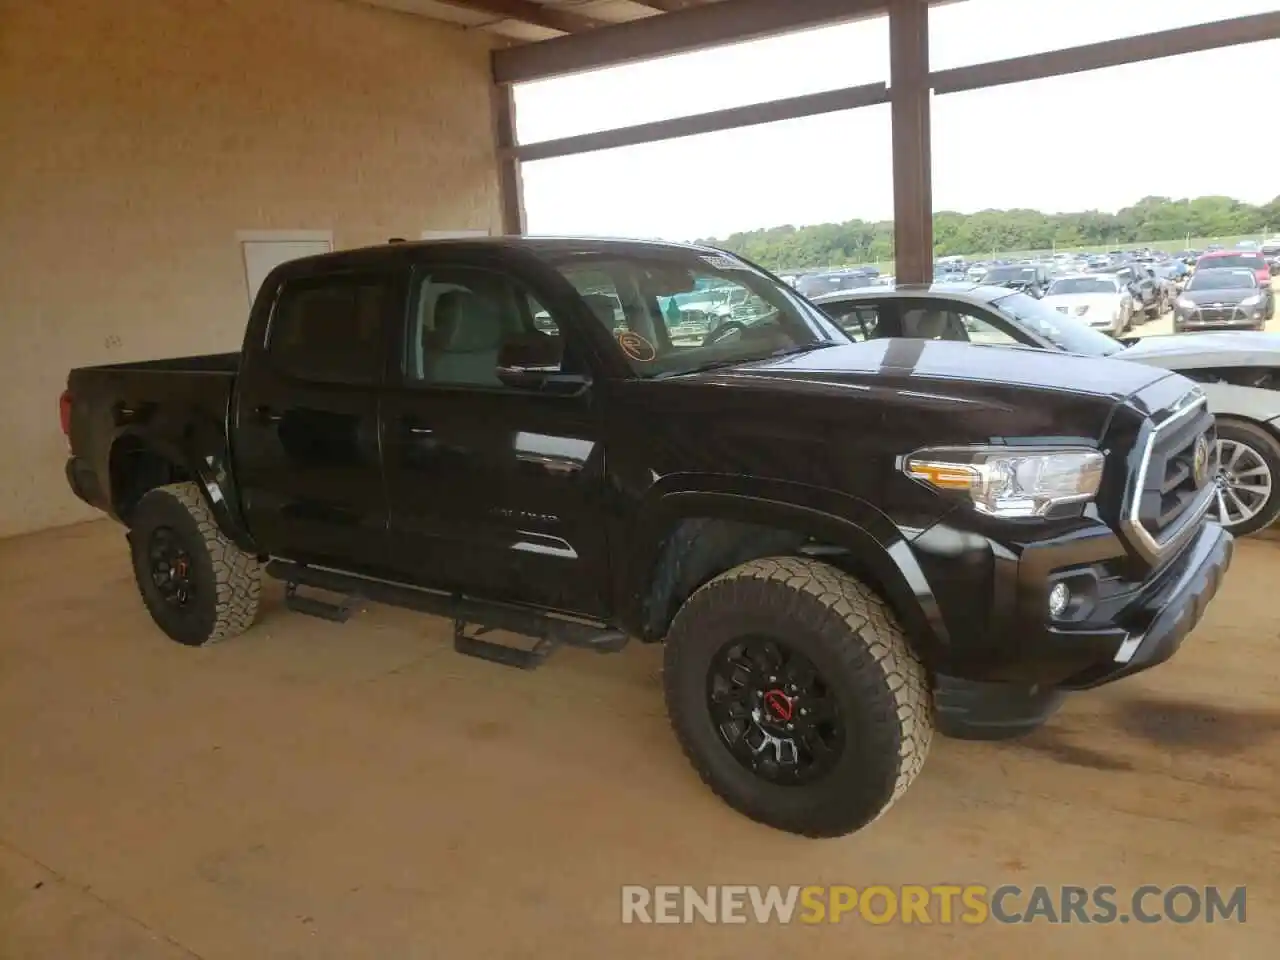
[{"xmin": 108, "ymin": 427, "xmax": 255, "ymax": 552}]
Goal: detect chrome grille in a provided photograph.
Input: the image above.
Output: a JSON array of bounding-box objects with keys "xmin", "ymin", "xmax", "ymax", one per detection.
[{"xmin": 1123, "ymin": 390, "xmax": 1216, "ymax": 563}]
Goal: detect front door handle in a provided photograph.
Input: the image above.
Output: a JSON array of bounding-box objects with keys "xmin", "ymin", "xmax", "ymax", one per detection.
[
  {"xmin": 401, "ymin": 420, "xmax": 433, "ymax": 437},
  {"xmin": 254, "ymin": 405, "xmax": 283, "ymax": 424}
]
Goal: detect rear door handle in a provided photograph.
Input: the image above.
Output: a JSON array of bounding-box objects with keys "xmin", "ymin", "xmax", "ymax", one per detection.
[
  {"xmin": 254, "ymin": 405, "xmax": 283, "ymax": 424},
  {"xmin": 401, "ymin": 418, "xmax": 433, "ymax": 437}
]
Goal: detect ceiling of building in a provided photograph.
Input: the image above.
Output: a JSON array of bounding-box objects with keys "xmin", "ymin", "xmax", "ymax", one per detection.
[{"xmin": 353, "ymin": 0, "xmax": 726, "ymax": 45}]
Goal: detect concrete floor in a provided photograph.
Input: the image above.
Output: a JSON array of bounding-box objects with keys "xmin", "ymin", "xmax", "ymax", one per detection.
[{"xmin": 2, "ymin": 520, "xmax": 1279, "ymax": 959}]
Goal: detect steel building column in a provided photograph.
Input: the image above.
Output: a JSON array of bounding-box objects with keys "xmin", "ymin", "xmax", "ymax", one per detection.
[
  {"xmin": 889, "ymin": 0, "xmax": 933, "ymax": 284},
  {"xmin": 491, "ymin": 83, "xmax": 527, "ymax": 235}
]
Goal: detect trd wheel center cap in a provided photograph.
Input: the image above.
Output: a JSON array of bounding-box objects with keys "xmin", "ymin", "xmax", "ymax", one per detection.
[{"xmin": 763, "ymin": 689, "xmax": 795, "ymax": 723}]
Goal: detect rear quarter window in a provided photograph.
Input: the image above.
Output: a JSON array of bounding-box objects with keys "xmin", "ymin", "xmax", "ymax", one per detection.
[{"xmin": 268, "ymin": 276, "xmax": 388, "ymax": 384}]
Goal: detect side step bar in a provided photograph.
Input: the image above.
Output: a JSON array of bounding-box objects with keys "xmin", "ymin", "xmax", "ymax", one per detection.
[{"xmin": 265, "ymin": 560, "xmax": 627, "ymax": 669}]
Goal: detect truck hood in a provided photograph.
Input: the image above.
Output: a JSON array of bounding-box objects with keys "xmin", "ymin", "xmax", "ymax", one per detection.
[
  {"xmin": 668, "ymin": 339, "xmax": 1183, "ymax": 449},
  {"xmin": 1121, "ymin": 331, "xmax": 1280, "ymax": 368},
  {"xmin": 718, "ymin": 339, "xmax": 1171, "ymax": 400}
]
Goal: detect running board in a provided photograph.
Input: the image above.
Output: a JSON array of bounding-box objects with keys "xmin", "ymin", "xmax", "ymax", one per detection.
[
  {"xmin": 265, "ymin": 560, "xmax": 628, "ymax": 669},
  {"xmin": 284, "ymin": 582, "xmax": 353, "ymax": 622}
]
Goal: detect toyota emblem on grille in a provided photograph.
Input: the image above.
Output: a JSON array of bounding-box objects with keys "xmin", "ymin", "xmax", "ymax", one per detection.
[{"xmin": 1192, "ymin": 434, "xmax": 1211, "ymax": 489}]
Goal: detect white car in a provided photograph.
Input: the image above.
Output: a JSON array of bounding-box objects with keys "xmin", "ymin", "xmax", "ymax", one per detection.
[
  {"xmin": 814, "ymin": 284, "xmax": 1280, "ymax": 535},
  {"xmin": 1041, "ymin": 274, "xmax": 1135, "ymax": 335}
]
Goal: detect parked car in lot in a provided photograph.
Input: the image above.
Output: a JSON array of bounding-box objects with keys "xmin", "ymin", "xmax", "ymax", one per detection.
[
  {"xmin": 815, "ymin": 282, "xmax": 1280, "ymax": 535},
  {"xmin": 1195, "ymin": 250, "xmax": 1275, "ymax": 319},
  {"xmin": 62, "ymin": 238, "xmax": 1233, "ymax": 838},
  {"xmin": 1152, "ymin": 258, "xmax": 1189, "ymax": 294},
  {"xmin": 1106, "ymin": 263, "xmax": 1165, "ymax": 320},
  {"xmin": 1040, "ymin": 274, "xmax": 1135, "ymax": 335},
  {"xmin": 794, "ymin": 270, "xmax": 877, "ymax": 298},
  {"xmin": 1174, "ymin": 268, "xmax": 1270, "ymax": 333},
  {"xmin": 977, "ymin": 263, "xmax": 1051, "ymax": 297}
]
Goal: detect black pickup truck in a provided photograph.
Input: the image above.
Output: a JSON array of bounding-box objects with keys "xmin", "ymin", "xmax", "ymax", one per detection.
[{"xmin": 63, "ymin": 237, "xmax": 1232, "ymax": 838}]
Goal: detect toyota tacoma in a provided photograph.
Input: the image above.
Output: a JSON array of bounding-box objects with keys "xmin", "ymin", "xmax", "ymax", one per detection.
[{"xmin": 62, "ymin": 237, "xmax": 1232, "ymax": 837}]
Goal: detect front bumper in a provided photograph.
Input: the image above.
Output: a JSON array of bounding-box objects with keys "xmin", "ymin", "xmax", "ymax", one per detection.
[
  {"xmin": 1175, "ymin": 301, "xmax": 1268, "ymax": 328},
  {"xmin": 1057, "ymin": 521, "xmax": 1233, "ymax": 689},
  {"xmin": 929, "ymin": 522, "xmax": 1232, "ymax": 738}
]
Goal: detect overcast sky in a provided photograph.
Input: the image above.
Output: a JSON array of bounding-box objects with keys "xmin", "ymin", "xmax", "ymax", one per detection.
[{"xmin": 514, "ymin": 0, "xmax": 1278, "ymax": 240}]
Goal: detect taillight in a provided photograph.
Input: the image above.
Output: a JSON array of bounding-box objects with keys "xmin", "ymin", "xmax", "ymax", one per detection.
[{"xmin": 59, "ymin": 389, "xmax": 72, "ymax": 436}]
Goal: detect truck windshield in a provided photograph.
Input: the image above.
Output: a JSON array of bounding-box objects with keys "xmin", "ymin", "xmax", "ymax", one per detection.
[
  {"xmin": 549, "ymin": 251, "xmax": 844, "ymax": 377},
  {"xmin": 993, "ymin": 291, "xmax": 1125, "ymax": 357}
]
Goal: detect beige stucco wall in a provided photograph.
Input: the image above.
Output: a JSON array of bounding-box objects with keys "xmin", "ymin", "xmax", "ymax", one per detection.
[{"xmin": 0, "ymin": 0, "xmax": 502, "ymax": 537}]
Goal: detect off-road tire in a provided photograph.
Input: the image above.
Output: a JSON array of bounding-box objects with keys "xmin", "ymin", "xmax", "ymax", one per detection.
[
  {"xmin": 128, "ymin": 482, "xmax": 261, "ymax": 646},
  {"xmin": 1215, "ymin": 420, "xmax": 1280, "ymax": 537},
  {"xmin": 663, "ymin": 556, "xmax": 932, "ymax": 838}
]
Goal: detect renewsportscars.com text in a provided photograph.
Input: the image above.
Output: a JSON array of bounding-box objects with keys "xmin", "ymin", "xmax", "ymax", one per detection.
[{"xmin": 620, "ymin": 884, "xmax": 1246, "ymax": 925}]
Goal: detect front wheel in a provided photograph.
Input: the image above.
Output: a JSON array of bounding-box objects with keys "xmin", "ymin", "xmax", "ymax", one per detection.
[
  {"xmin": 129, "ymin": 482, "xmax": 262, "ymax": 645},
  {"xmin": 663, "ymin": 556, "xmax": 932, "ymax": 837},
  {"xmin": 1214, "ymin": 421, "xmax": 1280, "ymax": 537}
]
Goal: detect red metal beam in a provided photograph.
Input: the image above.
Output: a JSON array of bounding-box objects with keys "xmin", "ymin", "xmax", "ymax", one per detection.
[
  {"xmin": 447, "ymin": 0, "xmax": 604, "ymax": 33},
  {"xmin": 492, "ymin": 0, "xmax": 907, "ymax": 84},
  {"xmin": 491, "ymin": 84, "xmax": 528, "ymax": 233},
  {"xmin": 932, "ymin": 11, "xmax": 1280, "ymax": 94},
  {"xmin": 633, "ymin": 0, "xmax": 714, "ymax": 11},
  {"xmin": 889, "ymin": 0, "xmax": 932, "ymax": 285},
  {"xmin": 511, "ymin": 81, "xmax": 888, "ymax": 162}
]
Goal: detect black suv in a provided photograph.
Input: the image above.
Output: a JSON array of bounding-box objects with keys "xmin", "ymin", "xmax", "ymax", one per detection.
[{"xmin": 62, "ymin": 238, "xmax": 1232, "ymax": 838}]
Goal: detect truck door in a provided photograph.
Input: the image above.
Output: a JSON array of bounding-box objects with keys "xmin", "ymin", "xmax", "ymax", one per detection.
[
  {"xmin": 233, "ymin": 268, "xmax": 402, "ymax": 574},
  {"xmin": 379, "ymin": 257, "xmax": 611, "ymax": 619}
]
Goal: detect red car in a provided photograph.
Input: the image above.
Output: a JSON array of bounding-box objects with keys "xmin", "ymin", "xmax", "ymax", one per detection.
[{"xmin": 1194, "ymin": 249, "xmax": 1274, "ymax": 320}]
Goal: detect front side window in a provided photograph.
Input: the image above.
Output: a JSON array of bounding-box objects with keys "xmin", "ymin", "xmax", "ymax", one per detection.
[
  {"xmin": 406, "ymin": 268, "xmax": 563, "ymax": 387},
  {"xmin": 269, "ymin": 275, "xmax": 388, "ymax": 384},
  {"xmin": 549, "ymin": 251, "xmax": 840, "ymax": 378}
]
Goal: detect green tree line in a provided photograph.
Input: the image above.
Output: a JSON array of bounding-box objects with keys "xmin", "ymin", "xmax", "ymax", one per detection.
[{"xmin": 700, "ymin": 195, "xmax": 1280, "ymax": 272}]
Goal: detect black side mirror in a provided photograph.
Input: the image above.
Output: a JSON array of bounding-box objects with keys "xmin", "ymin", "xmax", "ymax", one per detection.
[{"xmin": 495, "ymin": 334, "xmax": 590, "ymax": 396}]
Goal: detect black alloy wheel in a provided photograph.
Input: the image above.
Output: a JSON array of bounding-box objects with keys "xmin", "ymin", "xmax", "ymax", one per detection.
[
  {"xmin": 148, "ymin": 526, "xmax": 196, "ymax": 608},
  {"xmin": 706, "ymin": 636, "xmax": 844, "ymax": 786}
]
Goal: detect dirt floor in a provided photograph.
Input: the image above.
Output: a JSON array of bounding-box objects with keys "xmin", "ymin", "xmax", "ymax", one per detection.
[{"xmin": 2, "ymin": 520, "xmax": 1279, "ymax": 959}]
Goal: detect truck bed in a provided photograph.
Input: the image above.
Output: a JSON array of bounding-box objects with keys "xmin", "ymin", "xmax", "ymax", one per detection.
[{"xmin": 64, "ymin": 353, "xmax": 241, "ymax": 517}]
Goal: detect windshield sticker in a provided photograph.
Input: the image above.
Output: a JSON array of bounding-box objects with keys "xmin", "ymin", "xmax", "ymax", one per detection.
[
  {"xmin": 617, "ymin": 331, "xmax": 657, "ymax": 362},
  {"xmin": 700, "ymin": 254, "xmax": 749, "ymax": 271}
]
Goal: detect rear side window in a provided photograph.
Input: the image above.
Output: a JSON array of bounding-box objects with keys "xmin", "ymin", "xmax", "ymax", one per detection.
[{"xmin": 269, "ymin": 276, "xmax": 388, "ymax": 384}]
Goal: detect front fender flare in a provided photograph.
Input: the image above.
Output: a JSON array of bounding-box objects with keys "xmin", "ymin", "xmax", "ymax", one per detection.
[{"xmin": 621, "ymin": 478, "xmax": 950, "ymax": 664}]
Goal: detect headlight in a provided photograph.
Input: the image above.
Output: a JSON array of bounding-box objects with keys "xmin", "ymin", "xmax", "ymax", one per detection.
[
  {"xmin": 1240, "ymin": 295, "xmax": 1262, "ymax": 307},
  {"xmin": 1074, "ymin": 305, "xmax": 1089, "ymax": 316},
  {"xmin": 904, "ymin": 446, "xmax": 1104, "ymax": 518},
  {"xmin": 1176, "ymin": 297, "xmax": 1195, "ymax": 310}
]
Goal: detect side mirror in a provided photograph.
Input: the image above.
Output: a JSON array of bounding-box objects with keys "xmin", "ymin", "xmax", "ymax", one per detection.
[{"xmin": 495, "ymin": 334, "xmax": 590, "ymax": 396}]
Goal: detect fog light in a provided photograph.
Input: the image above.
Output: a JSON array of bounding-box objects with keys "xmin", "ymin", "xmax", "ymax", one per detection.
[{"xmin": 1048, "ymin": 583, "xmax": 1070, "ymax": 618}]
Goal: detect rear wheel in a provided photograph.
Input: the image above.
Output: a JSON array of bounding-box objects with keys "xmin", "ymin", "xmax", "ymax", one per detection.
[
  {"xmin": 1213, "ymin": 420, "xmax": 1280, "ymax": 537},
  {"xmin": 663, "ymin": 556, "xmax": 932, "ymax": 837},
  {"xmin": 129, "ymin": 482, "xmax": 261, "ymax": 645}
]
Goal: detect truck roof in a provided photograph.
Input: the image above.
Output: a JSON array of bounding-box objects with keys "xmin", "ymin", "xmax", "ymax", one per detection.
[{"xmin": 271, "ymin": 235, "xmax": 736, "ymax": 277}]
